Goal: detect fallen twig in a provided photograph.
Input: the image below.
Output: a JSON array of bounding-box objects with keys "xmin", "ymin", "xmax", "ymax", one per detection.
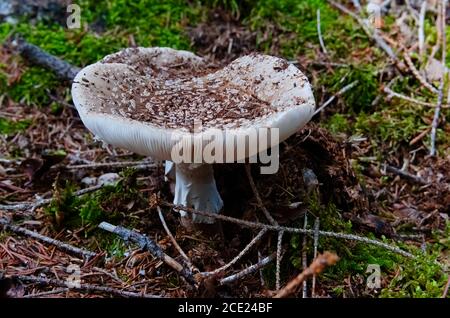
[
  {"xmin": 98, "ymin": 221, "xmax": 196, "ymax": 285},
  {"xmin": 0, "ymin": 217, "xmax": 97, "ymax": 259},
  {"xmin": 430, "ymin": 0, "xmax": 448, "ymax": 156},
  {"xmin": 275, "ymin": 230, "xmax": 284, "ymax": 290},
  {"xmin": 302, "ymin": 213, "xmax": 308, "ymax": 298},
  {"xmin": 327, "ymin": 0, "xmax": 400, "ymax": 65},
  {"xmin": 219, "ymin": 252, "xmax": 276, "ymax": 285},
  {"xmin": 163, "ymin": 201, "xmax": 416, "ymax": 258},
  {"xmin": 384, "ymin": 165, "xmax": 428, "ymax": 185},
  {"xmin": 312, "ymin": 217, "xmax": 320, "ymax": 298},
  {"xmin": 418, "ymin": 1, "xmax": 427, "ymax": 58},
  {"xmin": 14, "ymin": 275, "xmax": 161, "ymax": 298},
  {"xmin": 317, "ymin": 9, "xmax": 328, "ymax": 54},
  {"xmin": 443, "ymin": 275, "xmax": 450, "ymax": 298},
  {"xmin": 274, "ymin": 252, "xmax": 339, "ymax": 298},
  {"xmin": 65, "ymin": 160, "xmax": 157, "ymax": 170},
  {"xmin": 11, "ymin": 37, "xmax": 80, "ymax": 81},
  {"xmin": 383, "ymin": 86, "xmax": 450, "ymax": 108},
  {"xmin": 403, "ymin": 52, "xmax": 438, "ymax": 94},
  {"xmin": 157, "ymin": 206, "xmax": 197, "ymax": 273},
  {"xmin": 0, "ymin": 184, "xmax": 106, "ymax": 211},
  {"xmin": 313, "ymin": 80, "xmax": 359, "ymax": 115},
  {"xmin": 245, "ymin": 165, "xmax": 278, "ymax": 226},
  {"xmin": 201, "ymin": 228, "xmax": 267, "ymax": 278},
  {"xmin": 23, "ymin": 288, "xmax": 69, "ymax": 298}
]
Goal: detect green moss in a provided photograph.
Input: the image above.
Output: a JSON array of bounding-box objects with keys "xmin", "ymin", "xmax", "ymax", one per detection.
[
  {"xmin": 0, "ymin": 118, "xmax": 32, "ymax": 135},
  {"xmin": 355, "ymin": 108, "xmax": 427, "ymax": 146},
  {"xmin": 245, "ymin": 0, "xmax": 368, "ymax": 59},
  {"xmin": 321, "ymin": 65, "xmax": 379, "ymax": 113},
  {"xmin": 324, "ymin": 113, "xmax": 349, "ymax": 135}
]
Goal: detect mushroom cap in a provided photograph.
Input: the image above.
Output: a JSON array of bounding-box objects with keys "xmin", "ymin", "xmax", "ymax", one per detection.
[{"xmin": 72, "ymin": 47, "xmax": 315, "ymax": 162}]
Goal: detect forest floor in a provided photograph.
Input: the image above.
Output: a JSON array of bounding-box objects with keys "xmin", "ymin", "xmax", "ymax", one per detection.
[{"xmin": 0, "ymin": 0, "xmax": 449, "ymax": 298}]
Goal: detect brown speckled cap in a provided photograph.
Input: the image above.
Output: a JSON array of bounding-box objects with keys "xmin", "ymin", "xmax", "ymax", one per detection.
[{"xmin": 71, "ymin": 47, "xmax": 315, "ymax": 162}]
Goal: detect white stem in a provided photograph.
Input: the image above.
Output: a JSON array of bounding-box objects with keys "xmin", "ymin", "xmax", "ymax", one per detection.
[{"xmin": 174, "ymin": 163, "xmax": 223, "ymax": 224}]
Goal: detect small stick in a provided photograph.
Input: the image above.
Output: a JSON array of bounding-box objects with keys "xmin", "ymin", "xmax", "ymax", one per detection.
[
  {"xmin": 327, "ymin": 0, "xmax": 400, "ymax": 65},
  {"xmin": 418, "ymin": 0, "xmax": 427, "ymax": 59},
  {"xmin": 274, "ymin": 252, "xmax": 339, "ymax": 298},
  {"xmin": 10, "ymin": 37, "xmax": 80, "ymax": 81},
  {"xmin": 0, "ymin": 184, "xmax": 106, "ymax": 211},
  {"xmin": 201, "ymin": 228, "xmax": 267, "ymax": 277},
  {"xmin": 314, "ymin": 80, "xmax": 359, "ymax": 115},
  {"xmin": 23, "ymin": 288, "xmax": 69, "ymax": 298},
  {"xmin": 302, "ymin": 213, "xmax": 308, "ymax": 298},
  {"xmin": 430, "ymin": 0, "xmax": 448, "ymax": 156},
  {"xmin": 276, "ymin": 230, "xmax": 284, "ymax": 290},
  {"xmin": 98, "ymin": 221, "xmax": 196, "ymax": 285},
  {"xmin": 384, "ymin": 165, "xmax": 428, "ymax": 185},
  {"xmin": 14, "ymin": 275, "xmax": 160, "ymax": 298},
  {"xmin": 0, "ymin": 218, "xmax": 97, "ymax": 259},
  {"xmin": 219, "ymin": 253, "xmax": 276, "ymax": 285},
  {"xmin": 66, "ymin": 160, "xmax": 156, "ymax": 170},
  {"xmin": 157, "ymin": 206, "xmax": 197, "ymax": 273},
  {"xmin": 317, "ymin": 9, "xmax": 328, "ymax": 54},
  {"xmin": 383, "ymin": 86, "xmax": 450, "ymax": 108},
  {"xmin": 245, "ymin": 165, "xmax": 278, "ymax": 226},
  {"xmin": 403, "ymin": 52, "xmax": 438, "ymax": 94},
  {"xmin": 258, "ymin": 251, "xmax": 265, "ymax": 287},
  {"xmin": 312, "ymin": 217, "xmax": 320, "ymax": 298},
  {"xmin": 442, "ymin": 275, "xmax": 450, "ymax": 298},
  {"xmin": 163, "ymin": 201, "xmax": 416, "ymax": 259}
]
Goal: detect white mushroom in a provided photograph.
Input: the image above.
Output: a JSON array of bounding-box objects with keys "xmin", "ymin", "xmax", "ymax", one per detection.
[{"xmin": 71, "ymin": 47, "xmax": 315, "ymax": 227}]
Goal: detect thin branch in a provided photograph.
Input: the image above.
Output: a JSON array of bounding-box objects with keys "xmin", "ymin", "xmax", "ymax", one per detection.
[
  {"xmin": 258, "ymin": 251, "xmax": 265, "ymax": 287},
  {"xmin": 98, "ymin": 221, "xmax": 196, "ymax": 285},
  {"xmin": 403, "ymin": 52, "xmax": 438, "ymax": 94},
  {"xmin": 245, "ymin": 165, "xmax": 278, "ymax": 226},
  {"xmin": 418, "ymin": 0, "xmax": 427, "ymax": 58},
  {"xmin": 65, "ymin": 160, "xmax": 156, "ymax": 170},
  {"xmin": 10, "ymin": 37, "xmax": 80, "ymax": 81},
  {"xmin": 317, "ymin": 9, "xmax": 328, "ymax": 54},
  {"xmin": 443, "ymin": 275, "xmax": 450, "ymax": 298},
  {"xmin": 384, "ymin": 164, "xmax": 429, "ymax": 185},
  {"xmin": 219, "ymin": 252, "xmax": 276, "ymax": 285},
  {"xmin": 0, "ymin": 217, "xmax": 97, "ymax": 259},
  {"xmin": 23, "ymin": 288, "xmax": 69, "ymax": 298},
  {"xmin": 383, "ymin": 86, "xmax": 450, "ymax": 108},
  {"xmin": 314, "ymin": 80, "xmax": 359, "ymax": 115},
  {"xmin": 14, "ymin": 275, "xmax": 161, "ymax": 298},
  {"xmin": 201, "ymin": 228, "xmax": 267, "ymax": 277},
  {"xmin": 157, "ymin": 206, "xmax": 197, "ymax": 273},
  {"xmin": 276, "ymin": 230, "xmax": 284, "ymax": 290},
  {"xmin": 163, "ymin": 201, "xmax": 416, "ymax": 259},
  {"xmin": 327, "ymin": 0, "xmax": 400, "ymax": 65},
  {"xmin": 274, "ymin": 252, "xmax": 339, "ymax": 298},
  {"xmin": 430, "ymin": 0, "xmax": 448, "ymax": 156},
  {"xmin": 312, "ymin": 217, "xmax": 320, "ymax": 298},
  {"xmin": 302, "ymin": 213, "xmax": 308, "ymax": 298},
  {"xmin": 0, "ymin": 184, "xmax": 106, "ymax": 211}
]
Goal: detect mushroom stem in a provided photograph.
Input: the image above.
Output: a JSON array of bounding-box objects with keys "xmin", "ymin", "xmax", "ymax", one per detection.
[{"xmin": 174, "ymin": 163, "xmax": 223, "ymax": 224}]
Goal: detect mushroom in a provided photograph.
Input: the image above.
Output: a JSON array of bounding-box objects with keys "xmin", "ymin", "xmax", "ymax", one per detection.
[{"xmin": 71, "ymin": 47, "xmax": 315, "ymax": 228}]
